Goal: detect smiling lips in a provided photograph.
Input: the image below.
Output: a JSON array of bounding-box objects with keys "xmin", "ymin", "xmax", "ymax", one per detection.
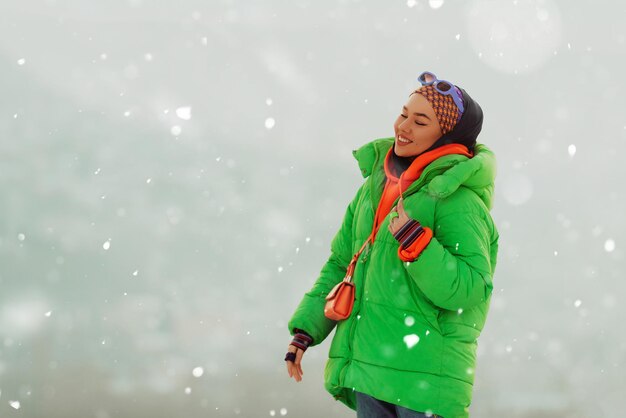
[{"xmin": 397, "ymin": 135, "xmax": 413, "ymax": 145}]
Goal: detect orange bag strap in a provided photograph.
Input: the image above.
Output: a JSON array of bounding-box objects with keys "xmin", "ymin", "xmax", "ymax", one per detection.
[
  {"xmin": 343, "ymin": 238, "xmax": 369, "ymax": 283},
  {"xmin": 343, "ymin": 144, "xmax": 474, "ymax": 285},
  {"xmin": 344, "ymin": 176, "xmax": 401, "ymax": 283},
  {"xmin": 340, "ymin": 224, "xmax": 388, "ymax": 284}
]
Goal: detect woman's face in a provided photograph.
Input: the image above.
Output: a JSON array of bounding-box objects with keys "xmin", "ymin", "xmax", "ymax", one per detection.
[{"xmin": 393, "ymin": 91, "xmax": 443, "ymax": 157}]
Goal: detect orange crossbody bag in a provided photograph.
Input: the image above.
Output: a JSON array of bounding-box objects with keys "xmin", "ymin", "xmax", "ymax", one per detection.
[{"xmin": 323, "ymin": 239, "xmax": 370, "ymax": 321}]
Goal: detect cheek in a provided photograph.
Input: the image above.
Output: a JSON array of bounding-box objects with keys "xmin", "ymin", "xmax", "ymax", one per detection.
[{"xmin": 428, "ymin": 125, "xmax": 441, "ymax": 138}]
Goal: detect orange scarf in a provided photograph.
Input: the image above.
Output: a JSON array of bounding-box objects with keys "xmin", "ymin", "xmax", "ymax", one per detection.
[{"xmin": 370, "ymin": 143, "xmax": 474, "ymax": 240}]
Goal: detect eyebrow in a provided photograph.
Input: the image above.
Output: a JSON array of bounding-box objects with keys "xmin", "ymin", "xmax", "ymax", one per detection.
[{"xmin": 403, "ymin": 106, "xmax": 431, "ymax": 120}]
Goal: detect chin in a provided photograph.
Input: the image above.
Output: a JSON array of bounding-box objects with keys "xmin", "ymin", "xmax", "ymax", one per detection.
[{"xmin": 395, "ymin": 144, "xmax": 418, "ymax": 157}]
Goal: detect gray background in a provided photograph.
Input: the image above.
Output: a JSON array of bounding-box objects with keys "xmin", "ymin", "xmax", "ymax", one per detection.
[{"xmin": 0, "ymin": 0, "xmax": 624, "ymax": 417}]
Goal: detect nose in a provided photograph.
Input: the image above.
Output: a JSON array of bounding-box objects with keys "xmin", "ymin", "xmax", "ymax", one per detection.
[{"xmin": 398, "ymin": 118, "xmax": 411, "ymax": 132}]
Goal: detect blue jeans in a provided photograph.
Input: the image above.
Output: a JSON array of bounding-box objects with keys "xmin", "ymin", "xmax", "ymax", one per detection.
[{"xmin": 356, "ymin": 391, "xmax": 443, "ymax": 418}]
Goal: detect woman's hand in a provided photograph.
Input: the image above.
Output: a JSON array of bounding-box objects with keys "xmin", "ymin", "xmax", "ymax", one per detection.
[
  {"xmin": 388, "ymin": 197, "xmax": 411, "ymax": 235},
  {"xmin": 286, "ymin": 344, "xmax": 305, "ymax": 382}
]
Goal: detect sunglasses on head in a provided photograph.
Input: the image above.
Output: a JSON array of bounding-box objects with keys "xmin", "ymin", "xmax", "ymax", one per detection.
[{"xmin": 417, "ymin": 71, "xmax": 465, "ymax": 121}]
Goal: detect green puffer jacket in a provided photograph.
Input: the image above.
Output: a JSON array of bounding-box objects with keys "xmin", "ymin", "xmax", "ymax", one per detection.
[{"xmin": 288, "ymin": 136, "xmax": 499, "ymax": 418}]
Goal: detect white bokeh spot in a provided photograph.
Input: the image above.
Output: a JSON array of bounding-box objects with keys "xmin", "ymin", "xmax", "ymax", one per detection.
[{"xmin": 466, "ymin": 0, "xmax": 562, "ymax": 74}]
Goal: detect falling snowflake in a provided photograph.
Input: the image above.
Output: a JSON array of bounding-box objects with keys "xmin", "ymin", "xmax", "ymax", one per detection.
[
  {"xmin": 429, "ymin": 0, "xmax": 444, "ymax": 9},
  {"xmin": 568, "ymin": 144, "xmax": 576, "ymax": 157},
  {"xmin": 403, "ymin": 334, "xmax": 420, "ymax": 349},
  {"xmin": 176, "ymin": 106, "xmax": 192, "ymax": 120},
  {"xmin": 171, "ymin": 125, "xmax": 182, "ymax": 136}
]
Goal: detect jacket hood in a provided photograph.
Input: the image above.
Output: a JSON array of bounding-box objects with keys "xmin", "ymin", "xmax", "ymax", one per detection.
[{"xmin": 352, "ymin": 137, "xmax": 497, "ymax": 210}]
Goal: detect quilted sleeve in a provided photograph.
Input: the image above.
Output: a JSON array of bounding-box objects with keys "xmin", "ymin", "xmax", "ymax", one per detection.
[
  {"xmin": 287, "ymin": 182, "xmax": 364, "ymax": 346},
  {"xmin": 401, "ymin": 191, "xmax": 495, "ymax": 311}
]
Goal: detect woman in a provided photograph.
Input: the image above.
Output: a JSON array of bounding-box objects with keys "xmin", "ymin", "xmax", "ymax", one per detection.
[{"xmin": 285, "ymin": 71, "xmax": 499, "ymax": 418}]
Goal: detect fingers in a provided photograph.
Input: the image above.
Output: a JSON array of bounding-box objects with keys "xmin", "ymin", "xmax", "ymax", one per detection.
[
  {"xmin": 396, "ymin": 199, "xmax": 410, "ymax": 224},
  {"xmin": 397, "ymin": 198, "xmax": 407, "ymax": 217},
  {"xmin": 389, "ymin": 207, "xmax": 398, "ymax": 234},
  {"xmin": 287, "ymin": 361, "xmax": 302, "ymax": 382},
  {"xmin": 286, "ymin": 345, "xmax": 296, "ymax": 378},
  {"xmin": 390, "ymin": 197, "xmax": 410, "ymax": 235},
  {"xmin": 295, "ymin": 349, "xmax": 304, "ymax": 376},
  {"xmin": 286, "ymin": 345, "xmax": 304, "ymax": 382}
]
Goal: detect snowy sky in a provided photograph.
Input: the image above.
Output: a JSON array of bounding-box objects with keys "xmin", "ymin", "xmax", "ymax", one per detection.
[{"xmin": 0, "ymin": 0, "xmax": 624, "ymax": 417}]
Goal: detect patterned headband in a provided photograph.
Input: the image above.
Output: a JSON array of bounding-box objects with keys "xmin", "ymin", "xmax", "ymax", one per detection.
[{"xmin": 412, "ymin": 85, "xmax": 462, "ymax": 135}]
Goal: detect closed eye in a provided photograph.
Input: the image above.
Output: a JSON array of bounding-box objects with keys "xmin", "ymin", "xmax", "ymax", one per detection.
[{"xmin": 400, "ymin": 114, "xmax": 426, "ymax": 126}]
